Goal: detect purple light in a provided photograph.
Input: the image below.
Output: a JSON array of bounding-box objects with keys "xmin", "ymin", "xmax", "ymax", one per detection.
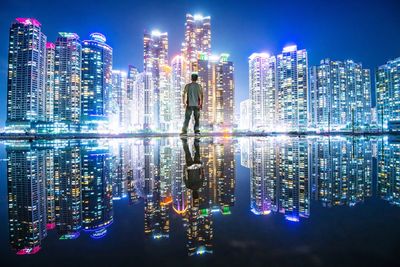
[
  {"xmin": 46, "ymin": 42, "xmax": 55, "ymax": 49},
  {"xmin": 16, "ymin": 246, "xmax": 41, "ymax": 255},
  {"xmin": 90, "ymin": 228, "xmax": 107, "ymax": 239},
  {"xmin": 285, "ymin": 215, "xmax": 300, "ymax": 222},
  {"xmin": 15, "ymin": 18, "xmax": 41, "ymax": 27}
]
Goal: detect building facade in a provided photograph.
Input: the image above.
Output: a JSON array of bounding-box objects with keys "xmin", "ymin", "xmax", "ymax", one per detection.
[
  {"xmin": 376, "ymin": 57, "xmax": 400, "ymax": 131},
  {"xmin": 6, "ymin": 18, "xmax": 47, "ymax": 132},
  {"xmin": 276, "ymin": 45, "xmax": 308, "ymax": 132},
  {"xmin": 54, "ymin": 32, "xmax": 82, "ymax": 132},
  {"xmin": 198, "ymin": 53, "xmax": 235, "ymax": 130},
  {"xmin": 81, "ymin": 33, "xmax": 113, "ymax": 131},
  {"xmin": 143, "ymin": 30, "xmax": 168, "ymax": 131},
  {"xmin": 309, "ymin": 59, "xmax": 371, "ymax": 131},
  {"xmin": 45, "ymin": 42, "xmax": 55, "ymax": 123},
  {"xmin": 182, "ymin": 14, "xmax": 211, "ymax": 72},
  {"xmin": 248, "ymin": 53, "xmax": 277, "ymax": 131}
]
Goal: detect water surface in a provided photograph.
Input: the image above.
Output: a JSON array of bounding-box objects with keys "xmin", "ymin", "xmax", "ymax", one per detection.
[{"xmin": 1, "ymin": 136, "xmax": 399, "ymax": 267}]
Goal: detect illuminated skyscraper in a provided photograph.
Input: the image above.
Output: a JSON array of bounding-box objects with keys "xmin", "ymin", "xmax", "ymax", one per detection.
[
  {"xmin": 81, "ymin": 33, "xmax": 113, "ymax": 131},
  {"xmin": 45, "ymin": 42, "xmax": 55, "ymax": 122},
  {"xmin": 309, "ymin": 59, "xmax": 371, "ymax": 131},
  {"xmin": 171, "ymin": 55, "xmax": 189, "ymax": 131},
  {"xmin": 127, "ymin": 66, "xmax": 145, "ymax": 131},
  {"xmin": 7, "ymin": 144, "xmax": 47, "ymax": 254},
  {"xmin": 6, "ymin": 18, "xmax": 47, "ymax": 132},
  {"xmin": 276, "ymin": 45, "xmax": 308, "ymax": 132},
  {"xmin": 143, "ymin": 30, "xmax": 168, "ymax": 130},
  {"xmin": 376, "ymin": 57, "xmax": 400, "ymax": 130},
  {"xmin": 54, "ymin": 32, "xmax": 82, "ymax": 132},
  {"xmin": 182, "ymin": 14, "xmax": 211, "ymax": 72},
  {"xmin": 239, "ymin": 99, "xmax": 251, "ymax": 130},
  {"xmin": 248, "ymin": 53, "xmax": 277, "ymax": 131},
  {"xmin": 159, "ymin": 65, "xmax": 173, "ymax": 132},
  {"xmin": 198, "ymin": 53, "xmax": 235, "ymax": 130},
  {"xmin": 110, "ymin": 70, "xmax": 127, "ymax": 131}
]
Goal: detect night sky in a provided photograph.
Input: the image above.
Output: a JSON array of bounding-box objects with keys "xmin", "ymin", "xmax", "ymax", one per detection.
[{"xmin": 1, "ymin": 0, "xmax": 400, "ymax": 127}]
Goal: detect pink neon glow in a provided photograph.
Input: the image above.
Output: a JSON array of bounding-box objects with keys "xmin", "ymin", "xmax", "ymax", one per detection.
[
  {"xmin": 16, "ymin": 246, "xmax": 41, "ymax": 255},
  {"xmin": 46, "ymin": 42, "xmax": 55, "ymax": 49},
  {"xmin": 16, "ymin": 18, "xmax": 41, "ymax": 27},
  {"xmin": 46, "ymin": 222, "xmax": 56, "ymax": 230}
]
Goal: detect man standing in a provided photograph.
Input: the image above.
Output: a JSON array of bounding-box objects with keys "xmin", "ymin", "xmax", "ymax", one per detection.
[{"xmin": 181, "ymin": 73, "xmax": 204, "ymax": 135}]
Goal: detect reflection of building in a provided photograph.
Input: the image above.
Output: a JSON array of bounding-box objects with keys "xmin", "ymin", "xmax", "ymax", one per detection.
[
  {"xmin": 246, "ymin": 137, "xmax": 309, "ymax": 221},
  {"xmin": 81, "ymin": 33, "xmax": 113, "ymax": 131},
  {"xmin": 7, "ymin": 144, "xmax": 47, "ymax": 254},
  {"xmin": 309, "ymin": 137, "xmax": 373, "ymax": 207},
  {"xmin": 6, "ymin": 18, "xmax": 47, "ymax": 132},
  {"xmin": 81, "ymin": 143, "xmax": 113, "ymax": 239},
  {"xmin": 143, "ymin": 139, "xmax": 170, "ymax": 239},
  {"xmin": 377, "ymin": 141, "xmax": 400, "ymax": 206},
  {"xmin": 244, "ymin": 136, "xmax": 375, "ymax": 219},
  {"xmin": 54, "ymin": 145, "xmax": 82, "ymax": 238}
]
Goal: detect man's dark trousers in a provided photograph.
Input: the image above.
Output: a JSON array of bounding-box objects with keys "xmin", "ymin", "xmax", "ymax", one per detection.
[{"xmin": 182, "ymin": 106, "xmax": 200, "ymax": 133}]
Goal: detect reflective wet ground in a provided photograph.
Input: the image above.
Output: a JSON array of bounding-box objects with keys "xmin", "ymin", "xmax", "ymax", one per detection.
[{"xmin": 1, "ymin": 136, "xmax": 400, "ymax": 267}]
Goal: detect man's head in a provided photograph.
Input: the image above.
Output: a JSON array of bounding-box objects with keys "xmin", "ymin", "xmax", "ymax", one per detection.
[{"xmin": 191, "ymin": 73, "xmax": 198, "ymax": 82}]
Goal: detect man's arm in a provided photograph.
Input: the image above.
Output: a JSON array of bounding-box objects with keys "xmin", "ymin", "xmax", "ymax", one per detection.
[{"xmin": 182, "ymin": 84, "xmax": 188, "ymax": 108}]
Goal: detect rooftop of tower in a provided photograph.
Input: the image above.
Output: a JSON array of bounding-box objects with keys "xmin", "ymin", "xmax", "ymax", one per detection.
[
  {"xmin": 15, "ymin": 18, "xmax": 41, "ymax": 27},
  {"xmin": 58, "ymin": 32, "xmax": 80, "ymax": 39}
]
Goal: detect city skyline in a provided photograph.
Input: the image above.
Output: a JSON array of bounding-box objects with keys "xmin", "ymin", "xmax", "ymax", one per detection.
[{"xmin": 1, "ymin": 0, "xmax": 400, "ymax": 128}]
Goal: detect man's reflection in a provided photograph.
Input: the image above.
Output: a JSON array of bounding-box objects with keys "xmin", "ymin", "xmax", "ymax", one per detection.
[{"xmin": 181, "ymin": 137, "xmax": 213, "ymax": 256}]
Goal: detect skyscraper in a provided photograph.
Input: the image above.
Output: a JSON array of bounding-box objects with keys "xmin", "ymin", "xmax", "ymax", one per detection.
[
  {"xmin": 110, "ymin": 70, "xmax": 127, "ymax": 131},
  {"xmin": 248, "ymin": 53, "xmax": 277, "ymax": 131},
  {"xmin": 81, "ymin": 33, "xmax": 113, "ymax": 131},
  {"xmin": 127, "ymin": 66, "xmax": 145, "ymax": 131},
  {"xmin": 309, "ymin": 59, "xmax": 371, "ymax": 131},
  {"xmin": 6, "ymin": 18, "xmax": 47, "ymax": 132},
  {"xmin": 182, "ymin": 14, "xmax": 211, "ymax": 72},
  {"xmin": 54, "ymin": 32, "xmax": 82, "ymax": 132},
  {"xmin": 45, "ymin": 42, "xmax": 55, "ymax": 123},
  {"xmin": 143, "ymin": 30, "xmax": 168, "ymax": 130},
  {"xmin": 276, "ymin": 45, "xmax": 308, "ymax": 132},
  {"xmin": 239, "ymin": 99, "xmax": 251, "ymax": 130},
  {"xmin": 198, "ymin": 53, "xmax": 235, "ymax": 130},
  {"xmin": 376, "ymin": 57, "xmax": 400, "ymax": 130},
  {"xmin": 171, "ymin": 55, "xmax": 188, "ymax": 131}
]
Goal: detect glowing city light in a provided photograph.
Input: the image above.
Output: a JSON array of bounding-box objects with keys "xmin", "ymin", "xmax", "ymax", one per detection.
[
  {"xmin": 90, "ymin": 32, "xmax": 107, "ymax": 43},
  {"xmin": 16, "ymin": 18, "xmax": 41, "ymax": 27},
  {"xmin": 16, "ymin": 246, "xmax": 41, "ymax": 255},
  {"xmin": 58, "ymin": 32, "xmax": 79, "ymax": 39},
  {"xmin": 283, "ymin": 44, "xmax": 297, "ymax": 53}
]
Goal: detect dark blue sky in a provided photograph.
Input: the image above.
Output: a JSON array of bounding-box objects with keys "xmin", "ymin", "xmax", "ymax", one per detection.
[{"xmin": 1, "ymin": 0, "xmax": 400, "ymax": 127}]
